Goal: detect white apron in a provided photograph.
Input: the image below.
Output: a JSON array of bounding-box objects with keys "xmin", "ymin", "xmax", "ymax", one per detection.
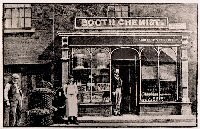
[{"xmin": 64, "ymin": 83, "xmax": 78, "ymax": 117}]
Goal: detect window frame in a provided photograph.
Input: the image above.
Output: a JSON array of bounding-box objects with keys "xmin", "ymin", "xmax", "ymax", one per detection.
[
  {"xmin": 140, "ymin": 46, "xmax": 179, "ymax": 102},
  {"xmin": 107, "ymin": 4, "xmax": 129, "ymax": 17},
  {"xmin": 70, "ymin": 47, "xmax": 112, "ymax": 104},
  {"xmin": 4, "ymin": 4, "xmax": 32, "ymax": 30}
]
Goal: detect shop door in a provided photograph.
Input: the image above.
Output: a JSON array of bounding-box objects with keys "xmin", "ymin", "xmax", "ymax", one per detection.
[{"xmin": 112, "ymin": 60, "xmax": 138, "ymax": 114}]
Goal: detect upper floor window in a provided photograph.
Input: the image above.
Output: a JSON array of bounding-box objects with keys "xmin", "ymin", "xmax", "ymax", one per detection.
[
  {"xmin": 4, "ymin": 4, "xmax": 32, "ymax": 29},
  {"xmin": 107, "ymin": 4, "xmax": 129, "ymax": 17}
]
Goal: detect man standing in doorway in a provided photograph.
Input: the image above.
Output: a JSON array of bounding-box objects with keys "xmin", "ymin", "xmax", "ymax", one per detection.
[
  {"xmin": 4, "ymin": 74, "xmax": 23, "ymax": 126},
  {"xmin": 112, "ymin": 69, "xmax": 123, "ymax": 116}
]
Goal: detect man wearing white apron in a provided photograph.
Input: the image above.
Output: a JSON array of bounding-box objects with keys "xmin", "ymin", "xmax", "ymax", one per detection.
[{"xmin": 63, "ymin": 75, "xmax": 78, "ymax": 125}]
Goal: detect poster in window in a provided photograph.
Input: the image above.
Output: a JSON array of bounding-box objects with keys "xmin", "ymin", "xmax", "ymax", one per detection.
[
  {"xmin": 159, "ymin": 64, "xmax": 176, "ymax": 81},
  {"xmin": 142, "ymin": 66, "xmax": 157, "ymax": 79}
]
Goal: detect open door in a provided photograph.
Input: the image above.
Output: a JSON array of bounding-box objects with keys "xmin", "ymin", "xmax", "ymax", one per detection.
[{"xmin": 111, "ymin": 48, "xmax": 139, "ymax": 115}]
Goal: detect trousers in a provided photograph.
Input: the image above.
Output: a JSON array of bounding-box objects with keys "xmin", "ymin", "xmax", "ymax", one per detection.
[
  {"xmin": 115, "ymin": 87, "xmax": 122, "ymax": 112},
  {"xmin": 9, "ymin": 99, "xmax": 22, "ymax": 126}
]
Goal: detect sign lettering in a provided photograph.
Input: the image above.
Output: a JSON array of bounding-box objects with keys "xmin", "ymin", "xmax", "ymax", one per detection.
[{"xmin": 75, "ymin": 17, "xmax": 168, "ymax": 29}]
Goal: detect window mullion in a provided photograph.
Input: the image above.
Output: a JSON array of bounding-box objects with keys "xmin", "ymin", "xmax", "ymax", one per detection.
[
  {"xmin": 17, "ymin": 8, "xmax": 20, "ymax": 28},
  {"xmin": 177, "ymin": 47, "xmax": 181, "ymax": 101},
  {"xmin": 158, "ymin": 48, "xmax": 160, "ymax": 101},
  {"xmin": 4, "ymin": 4, "xmax": 32, "ymax": 29},
  {"xmin": 24, "ymin": 6, "xmax": 25, "ymax": 28},
  {"xmin": 121, "ymin": 6, "xmax": 122, "ymax": 17},
  {"xmin": 10, "ymin": 9, "xmax": 12, "ymax": 28},
  {"xmin": 128, "ymin": 5, "xmax": 130, "ymax": 17},
  {"xmin": 10, "ymin": 9, "xmax": 13, "ymax": 28},
  {"xmin": 114, "ymin": 5, "xmax": 116, "ymax": 17}
]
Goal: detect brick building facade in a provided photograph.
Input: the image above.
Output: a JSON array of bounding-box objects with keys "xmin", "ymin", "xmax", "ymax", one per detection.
[{"xmin": 3, "ymin": 3, "xmax": 197, "ymax": 126}]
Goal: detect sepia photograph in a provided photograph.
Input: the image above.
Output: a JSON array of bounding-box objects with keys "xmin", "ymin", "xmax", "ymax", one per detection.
[{"xmin": 2, "ymin": 3, "xmax": 198, "ymax": 127}]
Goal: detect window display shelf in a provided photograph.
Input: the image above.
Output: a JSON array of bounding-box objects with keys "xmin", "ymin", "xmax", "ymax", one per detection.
[
  {"xmin": 78, "ymin": 91, "xmax": 91, "ymax": 93},
  {"xmin": 139, "ymin": 101, "xmax": 181, "ymax": 105},
  {"xmin": 160, "ymin": 80, "xmax": 176, "ymax": 81},
  {"xmin": 79, "ymin": 102, "xmax": 112, "ymax": 106},
  {"xmin": 73, "ymin": 68, "xmax": 91, "ymax": 70},
  {"xmin": 160, "ymin": 94, "xmax": 171, "ymax": 96},
  {"xmin": 141, "ymin": 99, "xmax": 158, "ymax": 102},
  {"xmin": 91, "ymin": 68, "xmax": 110, "ymax": 70},
  {"xmin": 142, "ymin": 78, "xmax": 158, "ymax": 81}
]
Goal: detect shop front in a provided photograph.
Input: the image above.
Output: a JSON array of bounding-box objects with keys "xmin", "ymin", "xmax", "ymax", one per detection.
[{"xmin": 58, "ymin": 17, "xmax": 191, "ymax": 116}]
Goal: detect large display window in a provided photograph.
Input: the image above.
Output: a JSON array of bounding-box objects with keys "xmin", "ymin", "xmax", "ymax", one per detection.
[
  {"xmin": 71, "ymin": 48, "xmax": 111, "ymax": 105},
  {"xmin": 141, "ymin": 46, "xmax": 179, "ymax": 102}
]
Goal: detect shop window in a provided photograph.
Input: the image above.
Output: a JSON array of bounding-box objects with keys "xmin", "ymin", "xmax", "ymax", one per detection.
[
  {"xmin": 141, "ymin": 47, "xmax": 159, "ymax": 102},
  {"xmin": 141, "ymin": 47, "xmax": 178, "ymax": 102},
  {"xmin": 4, "ymin": 4, "xmax": 32, "ymax": 29},
  {"xmin": 159, "ymin": 47, "xmax": 178, "ymax": 101},
  {"xmin": 71, "ymin": 48, "xmax": 111, "ymax": 105},
  {"xmin": 107, "ymin": 4, "xmax": 129, "ymax": 17}
]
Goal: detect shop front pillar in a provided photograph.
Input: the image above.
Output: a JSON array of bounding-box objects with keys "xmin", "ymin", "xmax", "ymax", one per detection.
[
  {"xmin": 181, "ymin": 36, "xmax": 191, "ymax": 115},
  {"xmin": 61, "ymin": 37, "xmax": 70, "ymax": 117}
]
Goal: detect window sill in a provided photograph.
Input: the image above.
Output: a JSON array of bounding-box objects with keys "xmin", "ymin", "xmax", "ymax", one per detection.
[
  {"xmin": 139, "ymin": 101, "xmax": 184, "ymax": 105},
  {"xmin": 4, "ymin": 28, "xmax": 35, "ymax": 33},
  {"xmin": 78, "ymin": 102, "xmax": 113, "ymax": 106}
]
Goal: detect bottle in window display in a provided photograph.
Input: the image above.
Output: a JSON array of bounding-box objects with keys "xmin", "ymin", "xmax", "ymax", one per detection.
[
  {"xmin": 96, "ymin": 51, "xmax": 108, "ymax": 69},
  {"xmin": 101, "ymin": 71, "xmax": 109, "ymax": 83},
  {"xmin": 74, "ymin": 53, "xmax": 85, "ymax": 69}
]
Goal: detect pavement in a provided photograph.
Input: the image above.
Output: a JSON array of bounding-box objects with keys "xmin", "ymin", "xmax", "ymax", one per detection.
[{"xmin": 51, "ymin": 114, "xmax": 197, "ymax": 127}]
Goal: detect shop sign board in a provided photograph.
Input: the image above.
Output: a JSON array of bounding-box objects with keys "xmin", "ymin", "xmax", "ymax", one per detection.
[
  {"xmin": 169, "ymin": 23, "xmax": 187, "ymax": 30},
  {"xmin": 69, "ymin": 36, "xmax": 182, "ymax": 46},
  {"xmin": 75, "ymin": 17, "xmax": 168, "ymax": 29},
  {"xmin": 137, "ymin": 37, "xmax": 181, "ymax": 43}
]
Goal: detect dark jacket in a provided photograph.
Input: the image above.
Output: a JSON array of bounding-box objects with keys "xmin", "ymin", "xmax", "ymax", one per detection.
[{"xmin": 112, "ymin": 77, "xmax": 122, "ymax": 92}]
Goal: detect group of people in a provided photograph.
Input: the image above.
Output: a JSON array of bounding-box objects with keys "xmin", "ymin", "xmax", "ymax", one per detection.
[
  {"xmin": 63, "ymin": 68, "xmax": 123, "ymax": 124},
  {"xmin": 4, "ymin": 69, "xmax": 123, "ymax": 126}
]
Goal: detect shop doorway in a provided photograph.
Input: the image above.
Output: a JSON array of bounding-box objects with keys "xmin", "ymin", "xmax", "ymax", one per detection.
[{"xmin": 111, "ymin": 48, "xmax": 139, "ymax": 115}]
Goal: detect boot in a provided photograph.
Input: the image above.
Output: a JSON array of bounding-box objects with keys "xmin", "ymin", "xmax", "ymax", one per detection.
[
  {"xmin": 67, "ymin": 116, "xmax": 72, "ymax": 124},
  {"xmin": 114, "ymin": 109, "xmax": 118, "ymax": 116},
  {"xmin": 74, "ymin": 117, "xmax": 79, "ymax": 125},
  {"xmin": 118, "ymin": 111, "xmax": 122, "ymax": 116}
]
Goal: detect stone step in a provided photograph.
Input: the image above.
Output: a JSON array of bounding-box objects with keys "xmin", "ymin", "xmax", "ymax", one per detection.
[
  {"xmin": 59, "ymin": 115, "xmax": 196, "ymax": 126},
  {"xmin": 78, "ymin": 115, "xmax": 196, "ymax": 123},
  {"xmin": 52, "ymin": 122, "xmax": 197, "ymax": 127}
]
